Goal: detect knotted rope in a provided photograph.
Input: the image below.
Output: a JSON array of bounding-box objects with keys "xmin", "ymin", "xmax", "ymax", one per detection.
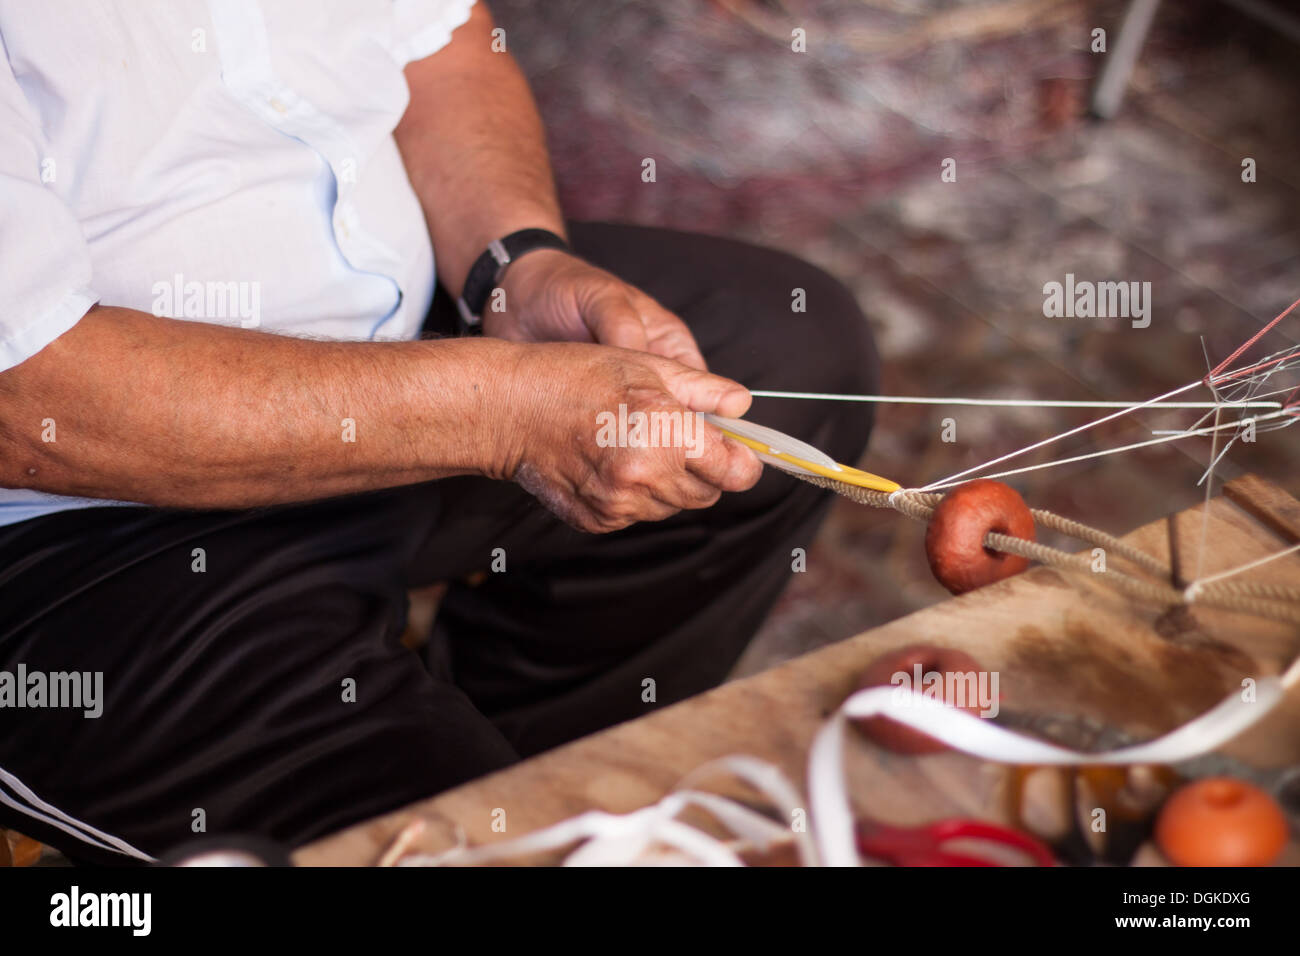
[{"xmin": 796, "ymin": 473, "xmax": 1300, "ymax": 626}]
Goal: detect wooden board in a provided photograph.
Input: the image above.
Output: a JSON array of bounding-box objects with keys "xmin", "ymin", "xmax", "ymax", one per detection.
[{"xmin": 296, "ymin": 474, "xmax": 1300, "ymax": 866}]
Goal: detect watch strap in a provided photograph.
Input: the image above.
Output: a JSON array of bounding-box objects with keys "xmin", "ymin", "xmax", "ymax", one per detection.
[{"xmin": 456, "ymin": 228, "xmax": 569, "ymax": 333}]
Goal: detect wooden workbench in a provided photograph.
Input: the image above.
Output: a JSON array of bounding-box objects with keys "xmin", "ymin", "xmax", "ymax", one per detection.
[{"xmin": 296, "ymin": 474, "xmax": 1300, "ymax": 866}]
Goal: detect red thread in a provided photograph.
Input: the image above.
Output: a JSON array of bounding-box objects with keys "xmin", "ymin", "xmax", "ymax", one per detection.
[{"xmin": 1205, "ymin": 296, "xmax": 1300, "ymax": 403}]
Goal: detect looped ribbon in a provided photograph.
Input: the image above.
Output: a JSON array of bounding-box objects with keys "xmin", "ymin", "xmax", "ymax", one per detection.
[
  {"xmin": 399, "ymin": 755, "xmax": 819, "ymax": 867},
  {"xmin": 397, "ymin": 663, "xmax": 1296, "ymax": 867},
  {"xmin": 809, "ymin": 675, "xmax": 1290, "ymax": 866}
]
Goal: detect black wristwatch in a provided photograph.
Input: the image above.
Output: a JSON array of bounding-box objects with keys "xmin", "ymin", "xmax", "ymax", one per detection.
[{"xmin": 456, "ymin": 228, "xmax": 570, "ymax": 335}]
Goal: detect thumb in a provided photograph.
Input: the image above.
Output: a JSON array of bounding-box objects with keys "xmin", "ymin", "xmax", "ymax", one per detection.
[
  {"xmin": 584, "ymin": 292, "xmax": 650, "ymax": 352},
  {"xmin": 658, "ymin": 362, "xmax": 752, "ymax": 418}
]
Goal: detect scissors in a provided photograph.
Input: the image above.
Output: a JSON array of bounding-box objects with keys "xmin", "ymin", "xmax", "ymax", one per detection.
[{"xmin": 855, "ymin": 816, "xmax": 1057, "ymax": 867}]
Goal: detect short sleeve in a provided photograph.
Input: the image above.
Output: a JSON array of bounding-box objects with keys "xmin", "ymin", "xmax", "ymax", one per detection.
[
  {"xmin": 0, "ymin": 46, "xmax": 98, "ymax": 372},
  {"xmin": 389, "ymin": 0, "xmax": 478, "ymax": 66}
]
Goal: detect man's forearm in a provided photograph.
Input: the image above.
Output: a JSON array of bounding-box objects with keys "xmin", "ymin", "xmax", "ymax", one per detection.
[
  {"xmin": 395, "ymin": 3, "xmax": 566, "ymax": 297},
  {"xmin": 0, "ymin": 306, "xmax": 521, "ymax": 508}
]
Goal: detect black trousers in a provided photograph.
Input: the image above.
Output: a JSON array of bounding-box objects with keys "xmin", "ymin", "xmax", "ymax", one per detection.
[{"xmin": 0, "ymin": 222, "xmax": 877, "ymax": 864}]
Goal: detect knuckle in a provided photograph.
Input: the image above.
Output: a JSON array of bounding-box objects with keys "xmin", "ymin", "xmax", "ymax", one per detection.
[
  {"xmin": 605, "ymin": 491, "xmax": 643, "ymax": 523},
  {"xmin": 613, "ymin": 452, "xmax": 657, "ymax": 487}
]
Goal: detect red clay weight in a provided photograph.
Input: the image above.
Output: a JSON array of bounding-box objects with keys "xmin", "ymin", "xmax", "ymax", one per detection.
[
  {"xmin": 852, "ymin": 644, "xmax": 985, "ymax": 754},
  {"xmin": 925, "ymin": 479, "xmax": 1035, "ymax": 594},
  {"xmin": 1155, "ymin": 777, "xmax": 1288, "ymax": 867}
]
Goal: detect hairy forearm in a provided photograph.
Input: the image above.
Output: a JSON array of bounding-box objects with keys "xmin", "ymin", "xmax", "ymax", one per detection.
[
  {"xmin": 0, "ymin": 306, "xmax": 521, "ymax": 508},
  {"xmin": 395, "ymin": 3, "xmax": 566, "ymax": 296}
]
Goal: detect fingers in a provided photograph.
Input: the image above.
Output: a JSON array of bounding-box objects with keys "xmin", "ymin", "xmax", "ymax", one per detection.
[
  {"xmin": 590, "ymin": 361, "xmax": 758, "ymax": 511},
  {"xmin": 509, "ymin": 339, "xmax": 764, "ymax": 535},
  {"xmin": 600, "ymin": 425, "xmax": 754, "ymax": 524},
  {"xmin": 583, "ymin": 291, "xmax": 650, "ymax": 353},
  {"xmin": 586, "ymin": 287, "xmax": 709, "ymax": 372},
  {"xmin": 579, "ymin": 447, "xmax": 728, "ymax": 532},
  {"xmin": 638, "ymin": 456, "xmax": 725, "ymax": 512},
  {"xmin": 634, "ymin": 295, "xmax": 708, "ymax": 371},
  {"xmin": 685, "ymin": 422, "xmax": 764, "ymax": 493},
  {"xmin": 518, "ymin": 457, "xmax": 679, "ymax": 534},
  {"xmin": 656, "ymin": 361, "xmax": 752, "ymax": 419},
  {"xmin": 667, "ymin": 470, "xmax": 724, "ymax": 509},
  {"xmin": 555, "ymin": 453, "xmax": 741, "ymax": 533},
  {"xmin": 582, "ymin": 279, "xmax": 708, "ymax": 372}
]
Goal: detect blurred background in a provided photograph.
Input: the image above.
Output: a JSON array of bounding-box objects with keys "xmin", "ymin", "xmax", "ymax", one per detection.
[{"xmin": 487, "ymin": 0, "xmax": 1300, "ymax": 674}]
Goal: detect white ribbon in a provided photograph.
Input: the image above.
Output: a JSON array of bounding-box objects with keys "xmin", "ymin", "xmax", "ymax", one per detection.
[
  {"xmin": 398, "ymin": 755, "xmax": 810, "ymax": 868},
  {"xmin": 810, "ymin": 677, "xmax": 1289, "ymax": 866},
  {"xmin": 396, "ymin": 664, "xmax": 1296, "ymax": 867}
]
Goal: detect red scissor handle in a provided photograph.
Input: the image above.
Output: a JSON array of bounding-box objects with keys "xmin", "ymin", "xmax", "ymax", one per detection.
[
  {"xmin": 856, "ymin": 818, "xmax": 1057, "ymax": 867},
  {"xmin": 927, "ymin": 818, "xmax": 1057, "ymax": 867}
]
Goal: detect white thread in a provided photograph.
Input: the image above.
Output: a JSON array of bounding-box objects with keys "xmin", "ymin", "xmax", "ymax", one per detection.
[
  {"xmin": 749, "ymin": 390, "xmax": 1280, "ymax": 410},
  {"xmin": 1197, "ymin": 435, "xmax": 1239, "ymax": 487},
  {"xmin": 921, "ymin": 408, "xmax": 1295, "ymax": 491},
  {"xmin": 1185, "ymin": 541, "xmax": 1300, "ymax": 594},
  {"xmin": 1195, "ymin": 340, "xmax": 1224, "ymax": 582},
  {"xmin": 920, "ymin": 380, "xmax": 1205, "ymax": 491}
]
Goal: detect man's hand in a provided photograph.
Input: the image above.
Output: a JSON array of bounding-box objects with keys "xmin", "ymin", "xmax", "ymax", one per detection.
[
  {"xmin": 0, "ymin": 308, "xmax": 760, "ymax": 525},
  {"xmin": 494, "ymin": 341, "xmax": 761, "ymax": 533},
  {"xmin": 486, "ymin": 249, "xmax": 709, "ymax": 370}
]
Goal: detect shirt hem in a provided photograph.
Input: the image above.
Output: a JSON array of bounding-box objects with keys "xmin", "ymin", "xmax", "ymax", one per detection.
[{"xmin": 0, "ymin": 287, "xmax": 99, "ymax": 372}]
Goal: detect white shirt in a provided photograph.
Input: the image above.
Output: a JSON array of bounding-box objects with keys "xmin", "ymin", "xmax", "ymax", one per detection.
[{"xmin": 0, "ymin": 0, "xmax": 476, "ymax": 526}]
